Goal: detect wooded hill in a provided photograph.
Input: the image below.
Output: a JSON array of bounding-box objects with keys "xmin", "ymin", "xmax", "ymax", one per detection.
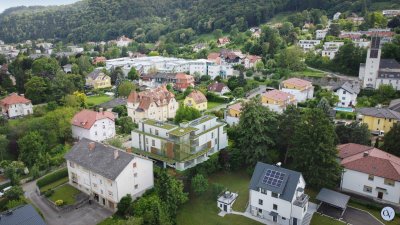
[{"xmin": 0, "ymin": 0, "xmax": 398, "ymax": 44}]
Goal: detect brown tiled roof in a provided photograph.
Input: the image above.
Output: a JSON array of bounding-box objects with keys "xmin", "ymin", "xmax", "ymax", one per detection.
[
  {"xmin": 246, "ymin": 55, "xmax": 262, "ymax": 63},
  {"xmin": 0, "ymin": 93, "xmax": 31, "ymax": 106},
  {"xmin": 207, "ymin": 82, "xmax": 229, "ymax": 93},
  {"xmin": 358, "ymin": 107, "xmax": 400, "ymax": 120},
  {"xmin": 228, "ymin": 102, "xmax": 242, "ymax": 112},
  {"xmin": 339, "ymin": 143, "xmax": 400, "ymax": 181},
  {"xmin": 187, "ymin": 90, "xmax": 207, "ymax": 104},
  {"xmin": 127, "ymin": 86, "xmax": 175, "ymax": 111},
  {"xmin": 71, "ymin": 109, "xmax": 115, "ymax": 129},
  {"xmin": 262, "ymin": 90, "xmax": 295, "ymax": 102},
  {"xmin": 208, "ymin": 53, "xmax": 220, "ymax": 60},
  {"xmin": 282, "ymin": 78, "xmax": 312, "ymax": 88}
]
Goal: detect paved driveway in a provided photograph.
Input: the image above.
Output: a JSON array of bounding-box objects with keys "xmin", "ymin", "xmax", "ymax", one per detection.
[
  {"xmin": 343, "ymin": 207, "xmax": 383, "ymax": 225},
  {"xmin": 23, "ymin": 181, "xmax": 113, "ymax": 225}
]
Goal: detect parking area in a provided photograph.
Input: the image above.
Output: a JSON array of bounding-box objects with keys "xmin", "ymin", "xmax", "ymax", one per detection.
[{"xmin": 343, "ymin": 207, "xmax": 383, "ymax": 225}]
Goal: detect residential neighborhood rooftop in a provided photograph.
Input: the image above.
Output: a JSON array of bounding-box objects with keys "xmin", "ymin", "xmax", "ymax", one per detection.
[
  {"xmin": 65, "ymin": 138, "xmax": 134, "ymax": 180},
  {"xmin": 0, "ymin": 93, "xmax": 31, "ymax": 106},
  {"xmin": 282, "ymin": 78, "xmax": 312, "ymax": 88},
  {"xmin": 357, "ymin": 107, "xmax": 400, "ymax": 120},
  {"xmin": 143, "ymin": 119, "xmax": 177, "ymax": 130},
  {"xmin": 187, "ymin": 90, "xmax": 207, "ymax": 104},
  {"xmin": 0, "ymin": 204, "xmax": 47, "ymax": 225},
  {"xmin": 262, "ymin": 90, "xmax": 295, "ymax": 102},
  {"xmin": 71, "ymin": 109, "xmax": 115, "ymax": 129}
]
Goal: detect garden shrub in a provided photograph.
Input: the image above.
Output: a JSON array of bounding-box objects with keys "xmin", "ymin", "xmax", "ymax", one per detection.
[
  {"xmin": 37, "ymin": 168, "xmax": 68, "ymax": 188},
  {"xmin": 55, "ymin": 200, "xmax": 64, "ymax": 206}
]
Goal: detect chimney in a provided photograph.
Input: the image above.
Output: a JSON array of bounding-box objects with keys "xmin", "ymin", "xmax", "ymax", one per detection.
[
  {"xmin": 88, "ymin": 142, "xmax": 95, "ymax": 151},
  {"xmin": 99, "ymin": 108, "xmax": 104, "ymax": 114},
  {"xmin": 276, "ymin": 162, "xmax": 282, "ymax": 167},
  {"xmin": 20, "ymin": 94, "xmax": 24, "ymax": 97},
  {"xmin": 363, "ymin": 151, "xmax": 369, "ymax": 157},
  {"xmin": 114, "ymin": 150, "xmax": 119, "ymax": 159}
]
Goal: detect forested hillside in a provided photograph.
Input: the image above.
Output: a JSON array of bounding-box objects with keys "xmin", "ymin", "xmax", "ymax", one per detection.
[{"xmin": 0, "ymin": 0, "xmax": 398, "ymax": 43}]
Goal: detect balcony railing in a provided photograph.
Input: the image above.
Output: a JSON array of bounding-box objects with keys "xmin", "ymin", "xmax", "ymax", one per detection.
[{"xmin": 293, "ymin": 194, "xmax": 309, "ymax": 207}]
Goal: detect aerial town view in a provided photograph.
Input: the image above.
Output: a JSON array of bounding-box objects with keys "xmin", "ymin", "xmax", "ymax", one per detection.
[{"xmin": 0, "ymin": 0, "xmax": 400, "ymax": 224}]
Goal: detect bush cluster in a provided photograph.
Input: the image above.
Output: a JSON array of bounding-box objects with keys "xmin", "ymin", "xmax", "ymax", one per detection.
[{"xmin": 37, "ymin": 168, "xmax": 68, "ymax": 188}]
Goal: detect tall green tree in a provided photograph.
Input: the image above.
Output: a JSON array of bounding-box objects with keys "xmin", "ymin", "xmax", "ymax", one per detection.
[
  {"xmin": 277, "ymin": 105, "xmax": 301, "ymax": 164},
  {"xmin": 191, "ymin": 174, "xmax": 209, "ymax": 195},
  {"xmin": 17, "ymin": 131, "xmax": 47, "ymax": 167},
  {"xmin": 118, "ymin": 81, "xmax": 136, "ymax": 97},
  {"xmin": 128, "ymin": 67, "xmax": 139, "ymax": 80},
  {"xmin": 335, "ymin": 122, "xmax": 371, "ymax": 145},
  {"xmin": 289, "ymin": 108, "xmax": 341, "ymax": 188},
  {"xmin": 382, "ymin": 123, "xmax": 400, "ymax": 156},
  {"xmin": 0, "ymin": 135, "xmax": 9, "ymax": 161},
  {"xmin": 31, "ymin": 57, "xmax": 60, "ymax": 78},
  {"xmin": 236, "ymin": 97, "xmax": 279, "ymax": 166},
  {"xmin": 24, "ymin": 76, "xmax": 48, "ymax": 104},
  {"xmin": 174, "ymin": 104, "xmax": 201, "ymax": 123},
  {"xmin": 276, "ymin": 46, "xmax": 306, "ymax": 71}
]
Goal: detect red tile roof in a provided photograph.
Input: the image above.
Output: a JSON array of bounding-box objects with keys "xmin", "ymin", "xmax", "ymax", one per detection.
[
  {"xmin": 127, "ymin": 86, "xmax": 175, "ymax": 111},
  {"xmin": 187, "ymin": 90, "xmax": 207, "ymax": 104},
  {"xmin": 208, "ymin": 53, "xmax": 220, "ymax": 60},
  {"xmin": 262, "ymin": 90, "xmax": 295, "ymax": 102},
  {"xmin": 228, "ymin": 102, "xmax": 242, "ymax": 112},
  {"xmin": 0, "ymin": 93, "xmax": 31, "ymax": 107},
  {"xmin": 246, "ymin": 55, "xmax": 262, "ymax": 63},
  {"xmin": 338, "ymin": 143, "xmax": 400, "ymax": 181},
  {"xmin": 282, "ymin": 78, "xmax": 312, "ymax": 88},
  {"xmin": 208, "ymin": 82, "xmax": 229, "ymax": 93},
  {"xmin": 71, "ymin": 109, "xmax": 115, "ymax": 130}
]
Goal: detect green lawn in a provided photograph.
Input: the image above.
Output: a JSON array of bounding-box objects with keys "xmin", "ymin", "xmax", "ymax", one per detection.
[
  {"xmin": 87, "ymin": 95, "xmax": 112, "ymax": 105},
  {"xmin": 310, "ymin": 213, "xmax": 345, "ymax": 225},
  {"xmin": 291, "ymin": 68, "xmax": 326, "ymax": 78},
  {"xmin": 207, "ymin": 101, "xmax": 224, "ymax": 110},
  {"xmin": 39, "ymin": 177, "xmax": 69, "ymax": 193},
  {"xmin": 177, "ymin": 171, "xmax": 262, "ymax": 225},
  {"xmin": 49, "ymin": 184, "xmax": 81, "ymax": 205}
]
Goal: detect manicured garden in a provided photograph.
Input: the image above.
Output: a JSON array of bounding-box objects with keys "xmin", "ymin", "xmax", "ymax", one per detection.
[
  {"xmin": 177, "ymin": 171, "xmax": 262, "ymax": 225},
  {"xmin": 310, "ymin": 213, "xmax": 345, "ymax": 225},
  {"xmin": 48, "ymin": 184, "xmax": 81, "ymax": 205},
  {"xmin": 87, "ymin": 95, "xmax": 113, "ymax": 105},
  {"xmin": 207, "ymin": 101, "xmax": 225, "ymax": 110}
]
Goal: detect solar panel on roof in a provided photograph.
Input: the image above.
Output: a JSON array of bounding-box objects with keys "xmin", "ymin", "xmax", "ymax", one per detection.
[{"xmin": 262, "ymin": 169, "xmax": 286, "ymax": 188}]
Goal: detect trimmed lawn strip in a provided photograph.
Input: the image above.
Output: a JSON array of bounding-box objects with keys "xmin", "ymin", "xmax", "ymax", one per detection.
[
  {"xmin": 87, "ymin": 95, "xmax": 112, "ymax": 105},
  {"xmin": 310, "ymin": 213, "xmax": 346, "ymax": 225},
  {"xmin": 207, "ymin": 101, "xmax": 224, "ymax": 110},
  {"xmin": 39, "ymin": 177, "xmax": 69, "ymax": 193},
  {"xmin": 49, "ymin": 184, "xmax": 81, "ymax": 205}
]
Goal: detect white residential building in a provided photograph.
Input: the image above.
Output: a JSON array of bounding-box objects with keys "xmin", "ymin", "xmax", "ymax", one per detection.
[
  {"xmin": 0, "ymin": 93, "xmax": 33, "ymax": 118},
  {"xmin": 207, "ymin": 82, "xmax": 231, "ymax": 96},
  {"xmin": 298, "ymin": 40, "xmax": 321, "ymax": 51},
  {"xmin": 316, "ymin": 29, "xmax": 328, "ymax": 40},
  {"xmin": 382, "ymin": 10, "xmax": 400, "ymax": 17},
  {"xmin": 225, "ymin": 102, "xmax": 242, "ymax": 126},
  {"xmin": 71, "ymin": 109, "xmax": 116, "ymax": 142},
  {"xmin": 338, "ymin": 143, "xmax": 400, "ymax": 205},
  {"xmin": 249, "ymin": 162, "xmax": 309, "ymax": 225},
  {"xmin": 116, "ymin": 35, "xmax": 133, "ymax": 47},
  {"xmin": 68, "ymin": 46, "xmax": 84, "ymax": 54},
  {"xmin": 127, "ymin": 86, "xmax": 178, "ymax": 123},
  {"xmin": 322, "ymin": 42, "xmax": 344, "ymax": 59},
  {"xmin": 333, "ymin": 82, "xmax": 360, "ymax": 107},
  {"xmin": 359, "ymin": 36, "xmax": 400, "ymax": 90},
  {"xmin": 131, "ymin": 115, "xmax": 228, "ymax": 171},
  {"xmin": 65, "ymin": 139, "xmax": 154, "ymax": 211},
  {"xmin": 280, "ymin": 78, "xmax": 314, "ymax": 103}
]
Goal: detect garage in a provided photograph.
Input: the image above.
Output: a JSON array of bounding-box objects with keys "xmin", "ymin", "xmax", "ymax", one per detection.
[{"xmin": 316, "ymin": 188, "xmax": 350, "ymax": 219}]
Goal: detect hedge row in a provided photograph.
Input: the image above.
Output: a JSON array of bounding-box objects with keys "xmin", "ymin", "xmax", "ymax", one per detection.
[{"xmin": 37, "ymin": 168, "xmax": 68, "ymax": 188}]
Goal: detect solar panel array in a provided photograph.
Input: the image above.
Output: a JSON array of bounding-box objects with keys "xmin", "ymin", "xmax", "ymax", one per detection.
[{"xmin": 262, "ymin": 169, "xmax": 285, "ymax": 188}]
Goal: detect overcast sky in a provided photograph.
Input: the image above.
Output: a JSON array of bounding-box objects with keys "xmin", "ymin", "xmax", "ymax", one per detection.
[{"xmin": 0, "ymin": 0, "xmax": 80, "ymax": 13}]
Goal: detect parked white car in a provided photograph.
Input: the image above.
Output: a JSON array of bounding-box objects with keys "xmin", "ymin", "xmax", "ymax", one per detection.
[{"xmin": 0, "ymin": 186, "xmax": 12, "ymax": 197}]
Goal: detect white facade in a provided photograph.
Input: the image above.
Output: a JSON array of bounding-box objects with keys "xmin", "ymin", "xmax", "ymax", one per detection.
[
  {"xmin": 298, "ymin": 40, "xmax": 321, "ymax": 51},
  {"xmin": 225, "ymin": 116, "xmax": 240, "ymax": 126},
  {"xmin": 353, "ymin": 40, "xmax": 370, "ymax": 48},
  {"xmin": 322, "ymin": 42, "xmax": 344, "ymax": 60},
  {"xmin": 67, "ymin": 156, "xmax": 154, "ymax": 211},
  {"xmin": 341, "ymin": 169, "xmax": 400, "ymax": 204},
  {"xmin": 127, "ymin": 98, "xmax": 178, "ymax": 123},
  {"xmin": 131, "ymin": 116, "xmax": 228, "ymax": 171},
  {"xmin": 72, "ymin": 118, "xmax": 116, "ymax": 142},
  {"xmin": 2, "ymin": 102, "xmax": 33, "ymax": 118},
  {"xmin": 280, "ymin": 88, "xmax": 314, "ymax": 103},
  {"xmin": 250, "ymin": 172, "xmax": 308, "ymax": 225},
  {"xmin": 334, "ymin": 88, "xmax": 357, "ymax": 107},
  {"xmin": 333, "ymin": 12, "xmax": 341, "ymax": 20},
  {"xmin": 316, "ymin": 29, "xmax": 328, "ymax": 40}
]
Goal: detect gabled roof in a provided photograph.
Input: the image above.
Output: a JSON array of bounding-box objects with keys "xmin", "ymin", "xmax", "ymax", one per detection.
[
  {"xmin": 338, "ymin": 144, "xmax": 400, "ymax": 181},
  {"xmin": 207, "ymin": 82, "xmax": 230, "ymax": 93},
  {"xmin": 0, "ymin": 93, "xmax": 31, "ymax": 106},
  {"xmin": 65, "ymin": 138, "xmax": 134, "ymax": 180},
  {"xmin": 187, "ymin": 90, "xmax": 207, "ymax": 104},
  {"xmin": 337, "ymin": 143, "xmax": 374, "ymax": 159},
  {"xmin": 282, "ymin": 78, "xmax": 312, "ymax": 88},
  {"xmin": 228, "ymin": 102, "xmax": 242, "ymax": 112},
  {"xmin": 0, "ymin": 204, "xmax": 46, "ymax": 225},
  {"xmin": 333, "ymin": 81, "xmax": 360, "ymax": 94},
  {"xmin": 127, "ymin": 86, "xmax": 175, "ymax": 111},
  {"xmin": 71, "ymin": 109, "xmax": 115, "ymax": 129},
  {"xmin": 87, "ymin": 70, "xmax": 108, "ymax": 80},
  {"xmin": 249, "ymin": 162, "xmax": 302, "ymax": 202},
  {"xmin": 389, "ymin": 99, "xmax": 400, "ymax": 113},
  {"xmin": 357, "ymin": 107, "xmax": 400, "ymax": 120},
  {"xmin": 262, "ymin": 90, "xmax": 295, "ymax": 102},
  {"xmin": 379, "ymin": 59, "xmax": 400, "ymax": 69}
]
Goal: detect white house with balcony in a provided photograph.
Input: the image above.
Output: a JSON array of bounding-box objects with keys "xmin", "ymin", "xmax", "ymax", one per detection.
[
  {"xmin": 249, "ymin": 162, "xmax": 309, "ymax": 225},
  {"xmin": 71, "ymin": 109, "xmax": 116, "ymax": 142},
  {"xmin": 316, "ymin": 29, "xmax": 328, "ymax": 40},
  {"xmin": 338, "ymin": 143, "xmax": 400, "ymax": 205},
  {"xmin": 298, "ymin": 40, "xmax": 321, "ymax": 51},
  {"xmin": 280, "ymin": 78, "xmax": 314, "ymax": 103},
  {"xmin": 131, "ymin": 115, "xmax": 228, "ymax": 171},
  {"xmin": 65, "ymin": 139, "xmax": 154, "ymax": 211},
  {"xmin": 0, "ymin": 93, "xmax": 33, "ymax": 118},
  {"xmin": 322, "ymin": 42, "xmax": 344, "ymax": 59},
  {"xmin": 333, "ymin": 82, "xmax": 360, "ymax": 107}
]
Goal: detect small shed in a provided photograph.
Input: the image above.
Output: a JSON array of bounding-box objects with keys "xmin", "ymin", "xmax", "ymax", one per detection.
[
  {"xmin": 217, "ymin": 191, "xmax": 238, "ymax": 213},
  {"xmin": 316, "ymin": 188, "xmax": 350, "ymax": 217}
]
